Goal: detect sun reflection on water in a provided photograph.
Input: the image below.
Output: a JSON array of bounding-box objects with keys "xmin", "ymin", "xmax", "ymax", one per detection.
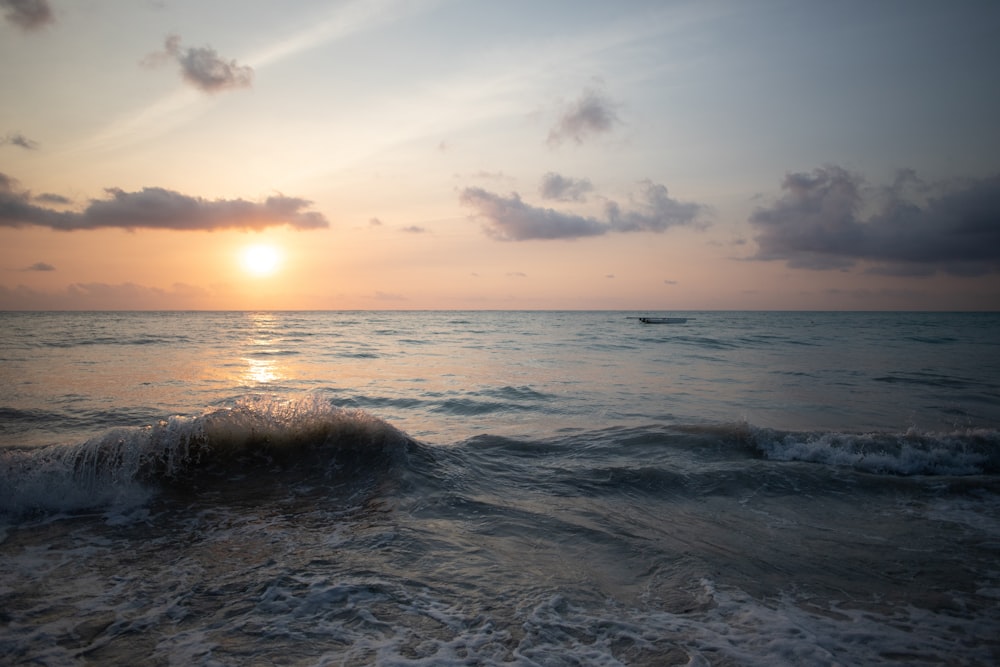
[{"xmin": 241, "ymin": 313, "xmax": 284, "ymax": 386}]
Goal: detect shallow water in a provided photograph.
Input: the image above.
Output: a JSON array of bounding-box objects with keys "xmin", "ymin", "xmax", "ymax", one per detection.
[{"xmin": 1, "ymin": 311, "xmax": 999, "ymax": 665}]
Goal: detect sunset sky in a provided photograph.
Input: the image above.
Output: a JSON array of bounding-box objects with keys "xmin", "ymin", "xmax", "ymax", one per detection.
[{"xmin": 2, "ymin": 0, "xmax": 999, "ymax": 310}]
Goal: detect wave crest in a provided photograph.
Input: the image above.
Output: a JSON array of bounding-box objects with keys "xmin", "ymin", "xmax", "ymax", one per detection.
[
  {"xmin": 0, "ymin": 395, "xmax": 413, "ymax": 518},
  {"xmin": 749, "ymin": 426, "xmax": 999, "ymax": 476}
]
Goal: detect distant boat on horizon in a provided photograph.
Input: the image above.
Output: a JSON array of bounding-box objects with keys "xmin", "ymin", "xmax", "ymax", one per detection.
[{"xmin": 636, "ymin": 316, "xmax": 688, "ymax": 324}]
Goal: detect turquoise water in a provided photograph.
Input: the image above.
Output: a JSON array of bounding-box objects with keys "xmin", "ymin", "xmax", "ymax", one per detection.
[{"xmin": 1, "ymin": 311, "xmax": 998, "ymax": 665}]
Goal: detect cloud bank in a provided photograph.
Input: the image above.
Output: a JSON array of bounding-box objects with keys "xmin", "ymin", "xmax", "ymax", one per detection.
[
  {"xmin": 0, "ymin": 282, "xmax": 212, "ymax": 310},
  {"xmin": 461, "ymin": 179, "xmax": 702, "ymax": 241},
  {"xmin": 0, "ymin": 173, "xmax": 328, "ymax": 231},
  {"xmin": 1, "ymin": 0, "xmax": 53, "ymax": 31},
  {"xmin": 144, "ymin": 34, "xmax": 254, "ymax": 93},
  {"xmin": 749, "ymin": 165, "xmax": 1000, "ymax": 276},
  {"xmin": 547, "ymin": 89, "xmax": 619, "ymax": 147}
]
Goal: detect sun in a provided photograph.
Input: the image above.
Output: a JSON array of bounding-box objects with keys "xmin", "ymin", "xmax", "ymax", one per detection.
[{"xmin": 241, "ymin": 244, "xmax": 282, "ymax": 277}]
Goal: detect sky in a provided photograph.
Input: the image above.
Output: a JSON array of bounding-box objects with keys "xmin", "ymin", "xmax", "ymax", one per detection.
[{"xmin": 1, "ymin": 0, "xmax": 999, "ymax": 311}]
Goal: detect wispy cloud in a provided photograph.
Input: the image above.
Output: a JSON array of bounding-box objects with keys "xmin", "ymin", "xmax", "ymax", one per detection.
[
  {"xmin": 461, "ymin": 180, "xmax": 703, "ymax": 241},
  {"xmin": 34, "ymin": 192, "xmax": 71, "ymax": 205},
  {"xmin": 1, "ymin": 172, "xmax": 328, "ymax": 231},
  {"xmin": 23, "ymin": 261, "xmax": 54, "ymax": 271},
  {"xmin": 143, "ymin": 34, "xmax": 254, "ymax": 93},
  {"xmin": 1, "ymin": 132, "xmax": 39, "ymax": 150},
  {"xmin": 0, "ymin": 0, "xmax": 53, "ymax": 31},
  {"xmin": 401, "ymin": 225, "xmax": 426, "ymax": 233},
  {"xmin": 81, "ymin": 0, "xmax": 443, "ymax": 156},
  {"xmin": 0, "ymin": 282, "xmax": 212, "ymax": 310},
  {"xmin": 539, "ymin": 172, "xmax": 593, "ymax": 202},
  {"xmin": 749, "ymin": 165, "xmax": 1000, "ymax": 276},
  {"xmin": 547, "ymin": 88, "xmax": 620, "ymax": 147}
]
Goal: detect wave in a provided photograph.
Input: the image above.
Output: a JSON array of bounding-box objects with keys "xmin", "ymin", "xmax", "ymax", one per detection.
[
  {"xmin": 39, "ymin": 335, "xmax": 193, "ymax": 348},
  {"xmin": 748, "ymin": 425, "xmax": 1000, "ymax": 475},
  {"xmin": 3, "ymin": 399, "xmax": 997, "ymax": 522},
  {"xmin": 0, "ymin": 395, "xmax": 414, "ymax": 519}
]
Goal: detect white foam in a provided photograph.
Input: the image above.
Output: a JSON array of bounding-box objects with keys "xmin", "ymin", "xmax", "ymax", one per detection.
[{"xmin": 751, "ymin": 426, "xmax": 998, "ymax": 475}]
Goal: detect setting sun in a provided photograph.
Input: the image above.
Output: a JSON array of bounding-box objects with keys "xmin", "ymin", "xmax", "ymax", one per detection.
[{"xmin": 241, "ymin": 244, "xmax": 281, "ymax": 277}]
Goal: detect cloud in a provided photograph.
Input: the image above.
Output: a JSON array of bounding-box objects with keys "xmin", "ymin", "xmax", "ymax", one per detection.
[
  {"xmin": 0, "ymin": 282, "xmax": 212, "ymax": 310},
  {"xmin": 34, "ymin": 192, "xmax": 71, "ymax": 205},
  {"xmin": 539, "ymin": 172, "xmax": 593, "ymax": 202},
  {"xmin": 1, "ymin": 0, "xmax": 53, "ymax": 31},
  {"xmin": 1, "ymin": 132, "xmax": 39, "ymax": 150},
  {"xmin": 604, "ymin": 181, "xmax": 703, "ymax": 233},
  {"xmin": 460, "ymin": 188, "xmax": 607, "ymax": 241},
  {"xmin": 461, "ymin": 180, "xmax": 703, "ymax": 241},
  {"xmin": 749, "ymin": 166, "xmax": 1000, "ymax": 276},
  {"xmin": 144, "ymin": 34, "xmax": 254, "ymax": 93},
  {"xmin": 0, "ymin": 172, "xmax": 328, "ymax": 231},
  {"xmin": 547, "ymin": 89, "xmax": 620, "ymax": 147},
  {"xmin": 400, "ymin": 225, "xmax": 426, "ymax": 233},
  {"xmin": 23, "ymin": 261, "xmax": 54, "ymax": 271}
]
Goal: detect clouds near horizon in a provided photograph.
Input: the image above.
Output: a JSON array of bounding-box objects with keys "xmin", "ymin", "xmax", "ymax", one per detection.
[
  {"xmin": 749, "ymin": 166, "xmax": 1000, "ymax": 276},
  {"xmin": 0, "ymin": 0, "xmax": 53, "ymax": 31},
  {"xmin": 461, "ymin": 179, "xmax": 703, "ymax": 241},
  {"xmin": 0, "ymin": 282, "xmax": 212, "ymax": 310},
  {"xmin": 23, "ymin": 261, "xmax": 54, "ymax": 271},
  {"xmin": 0, "ymin": 173, "xmax": 328, "ymax": 231},
  {"xmin": 143, "ymin": 34, "xmax": 254, "ymax": 93}
]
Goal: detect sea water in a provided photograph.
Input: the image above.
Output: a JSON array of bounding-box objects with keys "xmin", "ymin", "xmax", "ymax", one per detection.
[{"xmin": 1, "ymin": 311, "xmax": 998, "ymax": 665}]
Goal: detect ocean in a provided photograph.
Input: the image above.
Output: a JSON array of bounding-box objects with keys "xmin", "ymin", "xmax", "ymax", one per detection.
[{"xmin": 1, "ymin": 310, "xmax": 998, "ymax": 666}]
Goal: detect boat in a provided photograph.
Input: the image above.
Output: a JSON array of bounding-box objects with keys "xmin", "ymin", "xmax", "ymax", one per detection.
[{"xmin": 637, "ymin": 317, "xmax": 688, "ymax": 324}]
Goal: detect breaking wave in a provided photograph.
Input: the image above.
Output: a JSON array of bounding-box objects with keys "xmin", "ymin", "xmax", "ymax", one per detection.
[{"xmin": 0, "ymin": 395, "xmax": 414, "ymax": 518}]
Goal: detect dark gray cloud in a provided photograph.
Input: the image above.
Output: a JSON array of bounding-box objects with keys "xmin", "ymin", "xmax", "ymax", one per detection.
[
  {"xmin": 1, "ymin": 0, "xmax": 53, "ymax": 31},
  {"xmin": 539, "ymin": 172, "xmax": 593, "ymax": 202},
  {"xmin": 24, "ymin": 261, "xmax": 54, "ymax": 271},
  {"xmin": 749, "ymin": 165, "xmax": 1000, "ymax": 276},
  {"xmin": 401, "ymin": 225, "xmax": 426, "ymax": 233},
  {"xmin": 604, "ymin": 181, "xmax": 703, "ymax": 233},
  {"xmin": 547, "ymin": 89, "xmax": 619, "ymax": 147},
  {"xmin": 460, "ymin": 180, "xmax": 702, "ymax": 241},
  {"xmin": 1, "ymin": 132, "xmax": 39, "ymax": 150},
  {"xmin": 144, "ymin": 34, "xmax": 253, "ymax": 93},
  {"xmin": 1, "ymin": 173, "xmax": 328, "ymax": 231},
  {"xmin": 460, "ymin": 188, "xmax": 608, "ymax": 241}
]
